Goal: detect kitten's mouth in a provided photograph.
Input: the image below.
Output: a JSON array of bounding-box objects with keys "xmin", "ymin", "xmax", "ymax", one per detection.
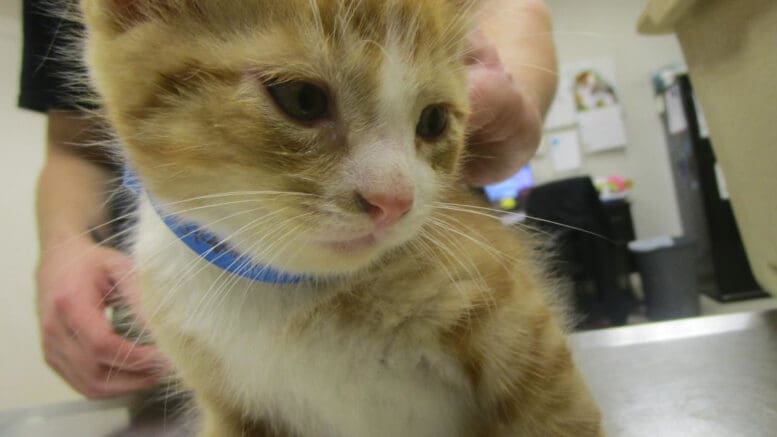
[{"xmin": 321, "ymin": 233, "xmax": 379, "ymax": 253}]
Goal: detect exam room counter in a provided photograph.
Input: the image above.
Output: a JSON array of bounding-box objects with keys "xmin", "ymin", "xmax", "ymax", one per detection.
[{"xmin": 2, "ymin": 309, "xmax": 776, "ymax": 436}]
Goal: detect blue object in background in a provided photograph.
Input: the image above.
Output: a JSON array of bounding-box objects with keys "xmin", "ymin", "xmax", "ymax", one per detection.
[{"xmin": 483, "ymin": 165, "xmax": 534, "ymax": 203}]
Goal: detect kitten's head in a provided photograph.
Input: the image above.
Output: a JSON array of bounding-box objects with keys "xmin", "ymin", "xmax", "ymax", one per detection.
[{"xmin": 82, "ymin": 0, "xmax": 476, "ymax": 275}]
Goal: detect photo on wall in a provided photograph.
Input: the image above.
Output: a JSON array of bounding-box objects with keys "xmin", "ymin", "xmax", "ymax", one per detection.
[{"xmin": 546, "ymin": 58, "xmax": 629, "ymax": 153}]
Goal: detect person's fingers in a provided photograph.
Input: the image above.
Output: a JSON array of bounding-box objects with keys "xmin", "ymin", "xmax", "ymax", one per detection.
[
  {"xmin": 87, "ymin": 365, "xmax": 161, "ymax": 399},
  {"xmin": 102, "ymin": 248, "xmax": 149, "ymax": 326},
  {"xmin": 54, "ymin": 334, "xmax": 160, "ymax": 399},
  {"xmin": 467, "ymin": 67, "xmax": 517, "ymax": 135},
  {"xmin": 464, "ymin": 49, "xmax": 543, "ymax": 187},
  {"xmin": 464, "ymin": 100, "xmax": 539, "ymax": 186},
  {"xmin": 46, "ymin": 350, "xmax": 96, "ymax": 398},
  {"xmin": 42, "ymin": 327, "xmax": 104, "ymax": 397},
  {"xmin": 44, "ymin": 314, "xmax": 162, "ymax": 399},
  {"xmin": 73, "ymin": 313, "xmax": 161, "ymax": 373},
  {"xmin": 464, "ymin": 29, "xmax": 502, "ymax": 68},
  {"xmin": 467, "ymin": 67, "xmax": 496, "ymax": 132},
  {"xmin": 463, "ymin": 140, "xmax": 521, "ymax": 186},
  {"xmin": 58, "ymin": 288, "xmax": 160, "ymax": 373},
  {"xmin": 37, "ymin": 238, "xmax": 166, "ymax": 398},
  {"xmin": 101, "ymin": 253, "xmax": 164, "ymax": 373}
]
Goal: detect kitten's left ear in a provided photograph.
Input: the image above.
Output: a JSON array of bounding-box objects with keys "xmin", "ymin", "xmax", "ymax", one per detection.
[
  {"xmin": 446, "ymin": 0, "xmax": 482, "ymax": 11},
  {"xmin": 443, "ymin": 0, "xmax": 484, "ymax": 32}
]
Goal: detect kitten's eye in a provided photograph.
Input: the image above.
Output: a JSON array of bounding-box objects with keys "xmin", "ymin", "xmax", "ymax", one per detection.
[
  {"xmin": 266, "ymin": 81, "xmax": 330, "ymax": 123},
  {"xmin": 416, "ymin": 105, "xmax": 449, "ymax": 141}
]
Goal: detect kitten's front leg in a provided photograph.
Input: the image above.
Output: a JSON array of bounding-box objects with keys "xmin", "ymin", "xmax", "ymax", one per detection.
[
  {"xmin": 198, "ymin": 395, "xmax": 289, "ymax": 437},
  {"xmin": 457, "ymin": 306, "xmax": 604, "ymax": 436},
  {"xmin": 148, "ymin": 329, "xmax": 262, "ymax": 437},
  {"xmin": 484, "ymin": 361, "xmax": 604, "ymax": 437},
  {"xmin": 198, "ymin": 394, "xmax": 249, "ymax": 437}
]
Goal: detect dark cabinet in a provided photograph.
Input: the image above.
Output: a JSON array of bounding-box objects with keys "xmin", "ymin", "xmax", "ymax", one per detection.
[{"xmin": 660, "ymin": 75, "xmax": 764, "ymax": 301}]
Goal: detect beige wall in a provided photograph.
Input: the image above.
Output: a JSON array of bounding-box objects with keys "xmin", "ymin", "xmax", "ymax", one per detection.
[
  {"xmin": 537, "ymin": 0, "xmax": 685, "ymax": 239},
  {"xmin": 0, "ymin": 4, "xmax": 81, "ymax": 409}
]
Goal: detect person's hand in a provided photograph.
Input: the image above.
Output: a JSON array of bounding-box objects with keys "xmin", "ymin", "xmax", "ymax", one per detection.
[
  {"xmin": 36, "ymin": 235, "xmax": 163, "ymax": 399},
  {"xmin": 463, "ymin": 29, "xmax": 543, "ymax": 186}
]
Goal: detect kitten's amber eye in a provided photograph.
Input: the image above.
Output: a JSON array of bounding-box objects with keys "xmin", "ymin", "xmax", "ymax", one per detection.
[
  {"xmin": 266, "ymin": 81, "xmax": 330, "ymax": 123},
  {"xmin": 416, "ymin": 105, "xmax": 449, "ymax": 141}
]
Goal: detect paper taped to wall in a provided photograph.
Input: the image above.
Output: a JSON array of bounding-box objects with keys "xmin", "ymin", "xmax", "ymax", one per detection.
[
  {"xmin": 565, "ymin": 58, "xmax": 628, "ymax": 152},
  {"xmin": 665, "ymin": 84, "xmax": 688, "ymax": 134},
  {"xmin": 548, "ymin": 130, "xmax": 582, "ymax": 172},
  {"xmin": 578, "ymin": 105, "xmax": 628, "ymax": 152}
]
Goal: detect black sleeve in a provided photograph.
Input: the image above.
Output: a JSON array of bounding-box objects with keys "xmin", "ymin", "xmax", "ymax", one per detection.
[{"xmin": 18, "ymin": 0, "xmax": 87, "ymax": 113}]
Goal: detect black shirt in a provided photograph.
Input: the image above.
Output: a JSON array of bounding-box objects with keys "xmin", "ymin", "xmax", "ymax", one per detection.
[{"xmin": 18, "ymin": 0, "xmax": 86, "ymax": 112}]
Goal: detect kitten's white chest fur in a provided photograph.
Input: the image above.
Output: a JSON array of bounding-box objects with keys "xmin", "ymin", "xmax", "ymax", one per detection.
[{"xmin": 134, "ymin": 199, "xmax": 474, "ymax": 436}]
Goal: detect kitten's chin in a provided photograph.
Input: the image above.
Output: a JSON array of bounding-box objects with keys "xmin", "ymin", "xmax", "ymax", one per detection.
[
  {"xmin": 266, "ymin": 228, "xmax": 414, "ymax": 277},
  {"xmin": 271, "ymin": 245, "xmax": 381, "ymax": 277},
  {"xmin": 320, "ymin": 233, "xmax": 379, "ymax": 253}
]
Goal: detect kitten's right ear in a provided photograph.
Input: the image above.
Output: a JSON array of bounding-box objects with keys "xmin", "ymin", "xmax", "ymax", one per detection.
[{"xmin": 80, "ymin": 0, "xmax": 151, "ymax": 34}]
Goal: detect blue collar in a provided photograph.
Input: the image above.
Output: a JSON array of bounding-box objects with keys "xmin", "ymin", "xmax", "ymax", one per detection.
[{"xmin": 122, "ymin": 169, "xmax": 306, "ymax": 285}]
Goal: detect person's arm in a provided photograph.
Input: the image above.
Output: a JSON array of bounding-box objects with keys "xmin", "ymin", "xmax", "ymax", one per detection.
[
  {"xmin": 36, "ymin": 110, "xmax": 161, "ymax": 399},
  {"xmin": 37, "ymin": 111, "xmax": 114, "ymax": 248},
  {"xmin": 480, "ymin": 0, "xmax": 557, "ymax": 116},
  {"xmin": 463, "ymin": 0, "xmax": 558, "ymax": 186}
]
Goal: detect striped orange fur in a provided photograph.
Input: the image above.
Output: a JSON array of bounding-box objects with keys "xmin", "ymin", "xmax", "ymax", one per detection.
[{"xmin": 80, "ymin": 1, "xmax": 602, "ymax": 435}]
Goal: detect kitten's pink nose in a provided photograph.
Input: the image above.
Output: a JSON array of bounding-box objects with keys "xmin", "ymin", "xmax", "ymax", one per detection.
[{"xmin": 356, "ymin": 191, "xmax": 414, "ymax": 227}]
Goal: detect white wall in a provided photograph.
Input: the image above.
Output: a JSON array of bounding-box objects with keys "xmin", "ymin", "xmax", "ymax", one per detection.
[
  {"xmin": 536, "ymin": 0, "xmax": 685, "ymax": 239},
  {"xmin": 0, "ymin": 2, "xmax": 81, "ymax": 409}
]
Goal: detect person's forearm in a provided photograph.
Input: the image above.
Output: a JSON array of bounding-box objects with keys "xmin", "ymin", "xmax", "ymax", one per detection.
[
  {"xmin": 35, "ymin": 112, "xmax": 162, "ymax": 399},
  {"xmin": 37, "ymin": 111, "xmax": 115, "ymax": 249},
  {"xmin": 479, "ymin": 0, "xmax": 558, "ymax": 116}
]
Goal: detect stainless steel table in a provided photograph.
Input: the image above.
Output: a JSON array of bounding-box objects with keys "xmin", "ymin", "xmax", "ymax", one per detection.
[
  {"xmin": 2, "ymin": 310, "xmax": 776, "ymax": 436},
  {"xmin": 571, "ymin": 310, "xmax": 777, "ymax": 436}
]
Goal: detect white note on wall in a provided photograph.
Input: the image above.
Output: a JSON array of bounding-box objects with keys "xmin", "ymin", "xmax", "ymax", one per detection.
[
  {"xmin": 665, "ymin": 84, "xmax": 688, "ymax": 134},
  {"xmin": 548, "ymin": 130, "xmax": 582, "ymax": 173},
  {"xmin": 693, "ymin": 94, "xmax": 710, "ymax": 139},
  {"xmin": 714, "ymin": 162, "xmax": 730, "ymax": 200},
  {"xmin": 578, "ymin": 105, "xmax": 628, "ymax": 152},
  {"xmin": 544, "ymin": 75, "xmax": 578, "ymax": 130}
]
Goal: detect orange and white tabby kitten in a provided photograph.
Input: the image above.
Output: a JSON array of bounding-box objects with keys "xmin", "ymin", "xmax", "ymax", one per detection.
[{"xmin": 79, "ymin": 0, "xmax": 602, "ymax": 435}]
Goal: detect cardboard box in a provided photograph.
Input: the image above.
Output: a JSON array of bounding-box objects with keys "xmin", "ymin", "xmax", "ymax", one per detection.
[{"xmin": 639, "ymin": 0, "xmax": 777, "ymax": 294}]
